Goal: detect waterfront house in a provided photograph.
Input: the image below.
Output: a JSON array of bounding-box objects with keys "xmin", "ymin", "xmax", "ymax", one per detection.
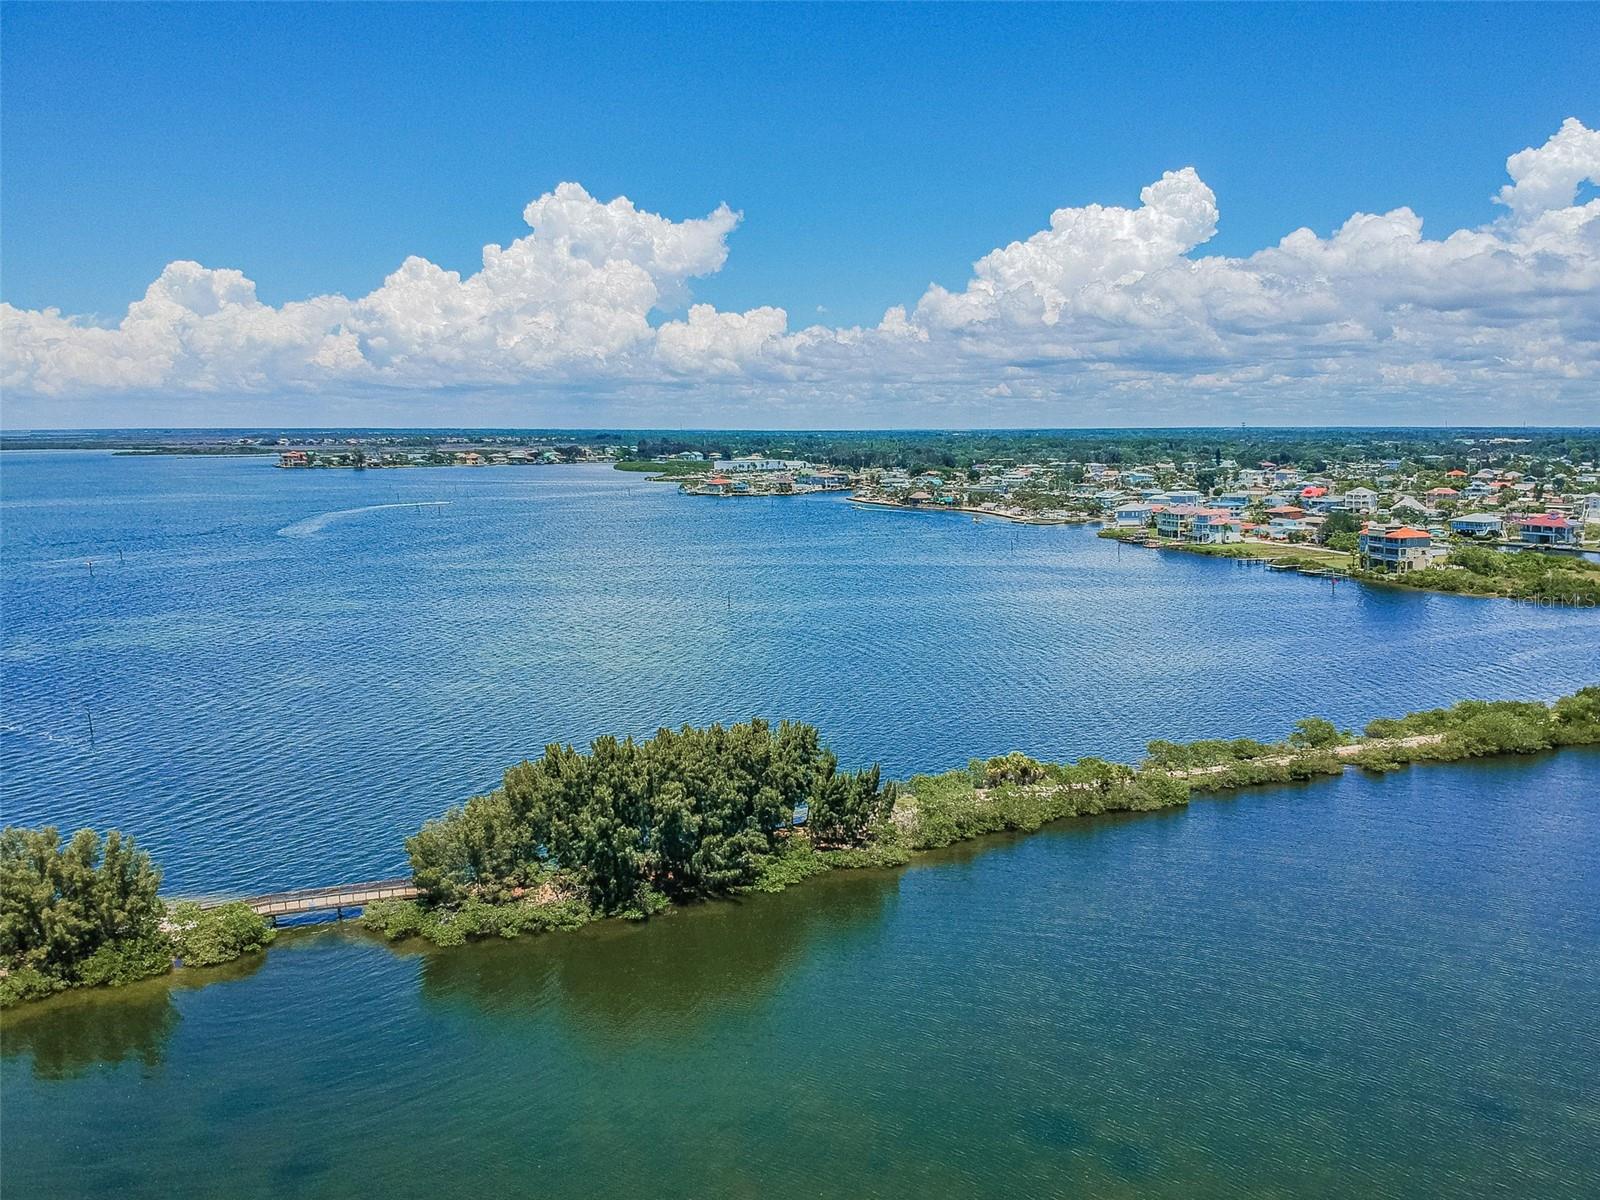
[
  {"xmin": 1514, "ymin": 514, "xmax": 1579, "ymax": 546},
  {"xmin": 1187, "ymin": 510, "xmax": 1243, "ymax": 544},
  {"xmin": 1449, "ymin": 513, "xmax": 1503, "ymax": 539},
  {"xmin": 1358, "ymin": 524, "xmax": 1435, "ymax": 572},
  {"xmin": 714, "ymin": 456, "xmax": 799, "ymax": 473},
  {"xmin": 1153, "ymin": 506, "xmax": 1189, "ymax": 538},
  {"xmin": 277, "ymin": 450, "xmax": 309, "ymax": 468},
  {"xmin": 1267, "ymin": 517, "xmax": 1314, "ymax": 542},
  {"xmin": 1155, "ymin": 505, "xmax": 1240, "ymax": 543},
  {"xmin": 1113, "ymin": 502, "xmax": 1154, "ymax": 527}
]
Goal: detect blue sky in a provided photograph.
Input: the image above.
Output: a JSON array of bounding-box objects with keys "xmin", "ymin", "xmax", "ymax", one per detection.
[{"xmin": 2, "ymin": 3, "xmax": 1597, "ymax": 427}]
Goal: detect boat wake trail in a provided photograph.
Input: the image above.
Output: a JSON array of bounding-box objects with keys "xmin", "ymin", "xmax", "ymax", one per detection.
[{"xmin": 278, "ymin": 502, "xmax": 450, "ymax": 538}]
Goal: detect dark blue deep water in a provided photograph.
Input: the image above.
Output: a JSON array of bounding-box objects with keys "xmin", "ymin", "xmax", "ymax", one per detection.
[{"xmin": 2, "ymin": 452, "xmax": 1598, "ymax": 1198}]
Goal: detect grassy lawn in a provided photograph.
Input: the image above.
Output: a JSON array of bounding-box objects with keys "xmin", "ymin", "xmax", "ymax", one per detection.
[
  {"xmin": 1187, "ymin": 540, "xmax": 1353, "ymax": 567},
  {"xmin": 614, "ymin": 459, "xmax": 708, "ymax": 478},
  {"xmin": 1100, "ymin": 528, "xmax": 1353, "ymax": 569}
]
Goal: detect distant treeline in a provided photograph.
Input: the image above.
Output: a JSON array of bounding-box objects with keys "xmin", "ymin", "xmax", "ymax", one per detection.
[
  {"xmin": 8, "ymin": 428, "xmax": 1599, "ymax": 471},
  {"xmin": 629, "ymin": 429, "xmax": 1600, "ymax": 473}
]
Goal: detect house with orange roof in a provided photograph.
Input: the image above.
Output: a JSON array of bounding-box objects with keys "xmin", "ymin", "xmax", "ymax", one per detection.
[
  {"xmin": 1514, "ymin": 513, "xmax": 1579, "ymax": 546},
  {"xmin": 1156, "ymin": 505, "xmax": 1241, "ymax": 544},
  {"xmin": 1358, "ymin": 523, "xmax": 1436, "ymax": 573}
]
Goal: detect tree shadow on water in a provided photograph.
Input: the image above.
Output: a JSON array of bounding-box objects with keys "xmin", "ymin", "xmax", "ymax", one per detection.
[
  {"xmin": 1, "ymin": 985, "xmax": 178, "ymax": 1082},
  {"xmin": 0, "ymin": 949, "xmax": 268, "ymax": 1081},
  {"xmin": 416, "ymin": 866, "xmax": 899, "ymax": 1040}
]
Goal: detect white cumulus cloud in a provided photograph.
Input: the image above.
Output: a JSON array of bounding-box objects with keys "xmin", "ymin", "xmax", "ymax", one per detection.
[{"xmin": 3, "ymin": 121, "xmax": 1598, "ymax": 424}]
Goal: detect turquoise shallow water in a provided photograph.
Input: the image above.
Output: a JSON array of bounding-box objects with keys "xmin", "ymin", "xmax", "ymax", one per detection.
[
  {"xmin": 3, "ymin": 754, "xmax": 1598, "ymax": 1198},
  {"xmin": 2, "ymin": 452, "xmax": 1599, "ymax": 1197}
]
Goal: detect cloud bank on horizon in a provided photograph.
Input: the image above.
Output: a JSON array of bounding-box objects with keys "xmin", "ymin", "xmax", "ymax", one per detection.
[{"xmin": 3, "ymin": 118, "xmax": 1598, "ymax": 425}]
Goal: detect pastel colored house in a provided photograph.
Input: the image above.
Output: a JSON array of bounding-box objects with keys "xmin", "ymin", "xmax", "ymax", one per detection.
[
  {"xmin": 1266, "ymin": 517, "xmax": 1314, "ymax": 541},
  {"xmin": 1156, "ymin": 505, "xmax": 1241, "ymax": 544},
  {"xmin": 1515, "ymin": 514, "xmax": 1579, "ymax": 546},
  {"xmin": 1449, "ymin": 513, "xmax": 1503, "ymax": 539}
]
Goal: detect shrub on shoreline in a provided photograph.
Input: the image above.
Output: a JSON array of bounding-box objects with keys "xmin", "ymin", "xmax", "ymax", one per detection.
[
  {"xmin": 8, "ymin": 689, "xmax": 1599, "ymax": 996},
  {"xmin": 167, "ymin": 902, "xmax": 276, "ymax": 968}
]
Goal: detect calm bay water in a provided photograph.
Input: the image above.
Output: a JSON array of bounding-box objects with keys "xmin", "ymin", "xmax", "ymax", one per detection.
[
  {"xmin": 4, "ymin": 754, "xmax": 1598, "ymax": 1198},
  {"xmin": 2, "ymin": 452, "xmax": 1597, "ymax": 894},
  {"xmin": 3, "ymin": 451, "xmax": 1599, "ymax": 1198}
]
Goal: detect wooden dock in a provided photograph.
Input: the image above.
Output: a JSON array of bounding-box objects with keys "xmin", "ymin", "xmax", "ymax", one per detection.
[{"xmin": 198, "ymin": 878, "xmax": 421, "ymax": 922}]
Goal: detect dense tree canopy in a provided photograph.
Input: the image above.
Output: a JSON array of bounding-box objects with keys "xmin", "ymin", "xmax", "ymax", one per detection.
[
  {"xmin": 407, "ymin": 720, "xmax": 890, "ymax": 912},
  {"xmin": 0, "ymin": 828, "xmax": 164, "ymax": 980},
  {"xmin": 1, "ymin": 827, "xmax": 275, "ymax": 1008}
]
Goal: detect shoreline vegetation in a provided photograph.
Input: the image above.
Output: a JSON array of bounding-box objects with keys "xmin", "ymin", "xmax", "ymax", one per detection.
[
  {"xmin": 848, "ymin": 495, "xmax": 1099, "ymax": 526},
  {"xmin": 615, "ymin": 459, "xmax": 1598, "ymax": 604},
  {"xmin": 1097, "ymin": 527, "xmax": 1600, "ymax": 604},
  {"xmin": 0, "ymin": 830, "xmax": 275, "ymax": 1009},
  {"xmin": 9, "ymin": 690, "xmax": 1593, "ymax": 1010}
]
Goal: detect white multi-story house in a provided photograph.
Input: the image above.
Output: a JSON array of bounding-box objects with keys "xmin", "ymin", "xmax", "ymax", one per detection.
[{"xmin": 1343, "ymin": 487, "xmax": 1379, "ymax": 513}]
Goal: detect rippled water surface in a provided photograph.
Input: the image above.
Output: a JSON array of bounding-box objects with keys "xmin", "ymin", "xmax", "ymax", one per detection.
[
  {"xmin": 4, "ymin": 754, "xmax": 1598, "ymax": 1199},
  {"xmin": 3, "ymin": 452, "xmax": 1597, "ymax": 893},
  {"xmin": 3, "ymin": 453, "xmax": 1599, "ymax": 1199}
]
